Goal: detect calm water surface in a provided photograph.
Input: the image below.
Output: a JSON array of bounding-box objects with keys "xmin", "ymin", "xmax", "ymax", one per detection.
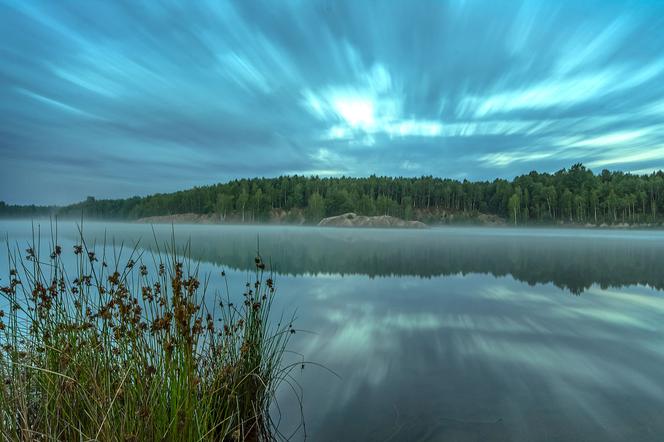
[{"xmin": 2, "ymin": 220, "xmax": 664, "ymax": 441}]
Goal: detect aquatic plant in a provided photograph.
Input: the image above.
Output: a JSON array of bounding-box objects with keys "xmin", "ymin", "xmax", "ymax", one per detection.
[{"xmin": 0, "ymin": 226, "xmax": 298, "ymax": 441}]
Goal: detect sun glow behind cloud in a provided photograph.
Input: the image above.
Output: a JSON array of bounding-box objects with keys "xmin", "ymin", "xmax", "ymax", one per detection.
[
  {"xmin": 332, "ymin": 96, "xmax": 375, "ymax": 128},
  {"xmin": 302, "ymin": 64, "xmax": 443, "ymax": 145}
]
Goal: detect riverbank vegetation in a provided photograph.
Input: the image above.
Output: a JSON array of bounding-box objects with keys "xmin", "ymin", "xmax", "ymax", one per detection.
[
  {"xmin": 1, "ymin": 164, "xmax": 663, "ymax": 225},
  {"xmin": 0, "ymin": 229, "xmax": 297, "ymax": 441}
]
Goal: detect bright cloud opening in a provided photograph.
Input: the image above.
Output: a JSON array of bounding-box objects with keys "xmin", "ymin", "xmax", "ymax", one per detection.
[
  {"xmin": 302, "ymin": 63, "xmax": 443, "ymax": 143},
  {"xmin": 331, "ymin": 96, "xmax": 375, "ymax": 128}
]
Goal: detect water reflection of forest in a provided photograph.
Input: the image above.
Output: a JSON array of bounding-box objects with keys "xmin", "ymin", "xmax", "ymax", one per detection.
[{"xmin": 73, "ymin": 226, "xmax": 662, "ymax": 295}]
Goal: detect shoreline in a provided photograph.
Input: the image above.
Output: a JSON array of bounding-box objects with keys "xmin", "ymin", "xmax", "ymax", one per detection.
[
  {"xmin": 132, "ymin": 213, "xmax": 663, "ymax": 230},
  {"xmin": 1, "ymin": 214, "xmax": 663, "ymax": 230}
]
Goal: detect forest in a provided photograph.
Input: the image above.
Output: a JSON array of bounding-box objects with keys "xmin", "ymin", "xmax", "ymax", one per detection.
[{"xmin": 1, "ymin": 164, "xmax": 663, "ymax": 225}]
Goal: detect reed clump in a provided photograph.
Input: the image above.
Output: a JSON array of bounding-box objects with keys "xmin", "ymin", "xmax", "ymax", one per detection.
[{"xmin": 0, "ymin": 229, "xmax": 297, "ymax": 441}]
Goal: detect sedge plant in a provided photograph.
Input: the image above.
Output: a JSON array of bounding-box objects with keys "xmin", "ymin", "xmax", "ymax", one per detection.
[{"xmin": 0, "ymin": 226, "xmax": 299, "ymax": 441}]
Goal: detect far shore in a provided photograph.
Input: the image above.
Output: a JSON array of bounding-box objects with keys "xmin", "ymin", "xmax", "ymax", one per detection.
[
  {"xmin": 1, "ymin": 213, "xmax": 662, "ymax": 230},
  {"xmin": 132, "ymin": 212, "xmax": 664, "ymax": 230}
]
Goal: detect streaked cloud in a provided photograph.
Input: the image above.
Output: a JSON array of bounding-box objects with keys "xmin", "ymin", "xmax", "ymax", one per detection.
[
  {"xmin": 479, "ymin": 151, "xmax": 555, "ymax": 168},
  {"xmin": 1, "ymin": 0, "xmax": 664, "ymax": 204},
  {"xmin": 566, "ymin": 130, "xmax": 649, "ymax": 148},
  {"xmin": 588, "ymin": 146, "xmax": 664, "ymax": 168}
]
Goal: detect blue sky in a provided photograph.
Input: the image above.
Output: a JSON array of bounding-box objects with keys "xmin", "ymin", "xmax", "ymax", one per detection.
[{"xmin": 2, "ymin": 0, "xmax": 664, "ymax": 204}]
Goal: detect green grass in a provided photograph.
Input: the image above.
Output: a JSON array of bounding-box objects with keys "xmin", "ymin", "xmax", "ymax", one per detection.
[{"xmin": 0, "ymin": 225, "xmax": 299, "ymax": 441}]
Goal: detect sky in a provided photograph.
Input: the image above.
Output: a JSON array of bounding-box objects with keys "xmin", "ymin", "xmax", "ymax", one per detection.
[{"xmin": 1, "ymin": 0, "xmax": 664, "ymax": 205}]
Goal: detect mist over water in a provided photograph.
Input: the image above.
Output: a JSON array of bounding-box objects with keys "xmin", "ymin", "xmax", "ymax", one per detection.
[{"xmin": 2, "ymin": 220, "xmax": 664, "ymax": 441}]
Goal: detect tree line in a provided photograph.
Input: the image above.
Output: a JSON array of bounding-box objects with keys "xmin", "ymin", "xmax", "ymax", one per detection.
[{"xmin": 1, "ymin": 164, "xmax": 663, "ymax": 225}]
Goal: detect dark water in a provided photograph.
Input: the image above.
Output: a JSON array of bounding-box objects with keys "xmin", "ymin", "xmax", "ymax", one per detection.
[{"xmin": 2, "ymin": 221, "xmax": 664, "ymax": 441}]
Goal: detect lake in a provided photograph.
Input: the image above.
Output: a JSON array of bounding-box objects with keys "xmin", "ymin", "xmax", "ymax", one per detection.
[{"xmin": 2, "ymin": 220, "xmax": 664, "ymax": 441}]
